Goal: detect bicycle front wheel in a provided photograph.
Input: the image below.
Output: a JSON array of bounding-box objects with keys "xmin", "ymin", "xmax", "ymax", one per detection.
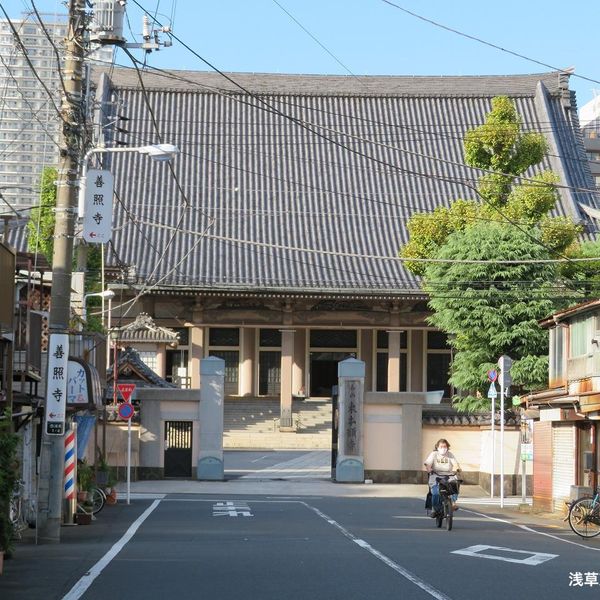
[
  {"xmin": 445, "ymin": 500, "xmax": 453, "ymax": 531},
  {"xmin": 569, "ymin": 498, "xmax": 600, "ymax": 538},
  {"xmin": 90, "ymin": 488, "xmax": 106, "ymax": 515}
]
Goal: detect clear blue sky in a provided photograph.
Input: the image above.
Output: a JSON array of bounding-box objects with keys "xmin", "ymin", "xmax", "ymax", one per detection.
[{"xmin": 6, "ymin": 0, "xmax": 600, "ymax": 109}]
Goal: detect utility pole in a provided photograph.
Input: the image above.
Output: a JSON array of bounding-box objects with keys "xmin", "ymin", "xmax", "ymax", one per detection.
[{"xmin": 37, "ymin": 0, "xmax": 86, "ymax": 543}]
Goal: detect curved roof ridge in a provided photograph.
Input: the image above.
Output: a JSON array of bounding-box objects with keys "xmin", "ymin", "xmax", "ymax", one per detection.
[{"xmin": 99, "ymin": 67, "xmax": 565, "ymax": 97}]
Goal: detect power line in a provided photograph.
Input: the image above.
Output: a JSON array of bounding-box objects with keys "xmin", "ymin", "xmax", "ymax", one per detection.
[
  {"xmin": 271, "ymin": 0, "xmax": 366, "ymax": 86},
  {"xmin": 379, "ymin": 0, "xmax": 600, "ymax": 88}
]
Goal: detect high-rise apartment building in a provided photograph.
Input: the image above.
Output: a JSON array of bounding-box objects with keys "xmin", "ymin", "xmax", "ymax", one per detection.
[{"xmin": 0, "ymin": 12, "xmax": 113, "ymax": 215}]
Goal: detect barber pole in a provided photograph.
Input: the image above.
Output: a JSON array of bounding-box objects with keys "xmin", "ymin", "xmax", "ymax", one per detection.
[{"xmin": 63, "ymin": 426, "xmax": 76, "ymax": 524}]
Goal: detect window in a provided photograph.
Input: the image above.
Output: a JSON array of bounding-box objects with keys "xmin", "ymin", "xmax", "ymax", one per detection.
[
  {"xmin": 549, "ymin": 326, "xmax": 566, "ymax": 386},
  {"xmin": 209, "ymin": 327, "xmax": 239, "ymax": 346},
  {"xmin": 310, "ymin": 329, "xmax": 356, "ymax": 348},
  {"xmin": 570, "ymin": 316, "xmax": 592, "ymax": 358},
  {"xmin": 426, "ymin": 331, "xmax": 452, "ymax": 398},
  {"xmin": 136, "ymin": 351, "xmax": 158, "ymax": 374},
  {"xmin": 259, "ymin": 329, "xmax": 281, "ymax": 347},
  {"xmin": 209, "ymin": 350, "xmax": 239, "ymax": 396},
  {"xmin": 208, "ymin": 328, "xmax": 239, "ymax": 395},
  {"xmin": 259, "ymin": 351, "xmax": 281, "ymax": 396}
]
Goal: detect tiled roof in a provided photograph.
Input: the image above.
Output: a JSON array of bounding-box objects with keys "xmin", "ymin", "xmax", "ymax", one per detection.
[
  {"xmin": 11, "ymin": 69, "xmax": 597, "ymax": 294},
  {"xmin": 107, "ymin": 346, "xmax": 177, "ymax": 388},
  {"xmin": 422, "ymin": 407, "xmax": 519, "ymax": 426},
  {"xmin": 117, "ymin": 312, "xmax": 179, "ymax": 344}
]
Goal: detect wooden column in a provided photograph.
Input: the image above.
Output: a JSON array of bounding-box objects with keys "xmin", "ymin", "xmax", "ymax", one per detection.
[
  {"xmin": 190, "ymin": 325, "xmax": 204, "ymax": 389},
  {"xmin": 239, "ymin": 327, "xmax": 255, "ymax": 396},
  {"xmin": 280, "ymin": 329, "xmax": 295, "ymax": 430},
  {"xmin": 387, "ymin": 331, "xmax": 401, "ymax": 392}
]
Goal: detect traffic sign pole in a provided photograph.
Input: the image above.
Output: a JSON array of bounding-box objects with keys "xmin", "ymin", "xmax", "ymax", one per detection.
[
  {"xmin": 491, "ymin": 395, "xmax": 495, "ymax": 499},
  {"xmin": 116, "ymin": 384, "xmax": 136, "ymax": 506},
  {"xmin": 127, "ymin": 416, "xmax": 131, "ymax": 505}
]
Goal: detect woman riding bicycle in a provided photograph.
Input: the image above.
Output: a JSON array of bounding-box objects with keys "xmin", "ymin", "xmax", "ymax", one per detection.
[{"xmin": 424, "ymin": 438, "xmax": 461, "ymax": 517}]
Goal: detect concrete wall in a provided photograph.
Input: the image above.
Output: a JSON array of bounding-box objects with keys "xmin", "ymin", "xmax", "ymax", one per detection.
[{"xmin": 138, "ymin": 388, "xmax": 200, "ymax": 478}]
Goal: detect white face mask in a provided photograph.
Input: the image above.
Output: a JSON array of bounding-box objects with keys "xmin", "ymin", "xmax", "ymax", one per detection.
[{"xmin": 437, "ymin": 447, "xmax": 448, "ymax": 456}]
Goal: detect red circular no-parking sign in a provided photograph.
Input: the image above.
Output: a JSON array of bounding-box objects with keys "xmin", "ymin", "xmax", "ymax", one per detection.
[{"xmin": 118, "ymin": 402, "xmax": 134, "ymax": 420}]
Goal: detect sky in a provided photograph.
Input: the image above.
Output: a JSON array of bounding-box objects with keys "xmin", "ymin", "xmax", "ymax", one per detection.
[{"xmin": 4, "ymin": 0, "xmax": 600, "ymax": 110}]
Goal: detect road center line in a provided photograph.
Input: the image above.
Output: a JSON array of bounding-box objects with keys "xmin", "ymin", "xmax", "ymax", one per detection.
[
  {"xmin": 462, "ymin": 508, "xmax": 600, "ymax": 552},
  {"xmin": 303, "ymin": 502, "xmax": 453, "ymax": 600},
  {"xmin": 61, "ymin": 499, "xmax": 162, "ymax": 600}
]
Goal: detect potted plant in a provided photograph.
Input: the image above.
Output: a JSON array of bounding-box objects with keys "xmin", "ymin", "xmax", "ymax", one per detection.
[
  {"xmin": 97, "ymin": 455, "xmax": 118, "ymax": 505},
  {"xmin": 0, "ymin": 412, "xmax": 19, "ymax": 566},
  {"xmin": 76, "ymin": 459, "xmax": 93, "ymax": 502}
]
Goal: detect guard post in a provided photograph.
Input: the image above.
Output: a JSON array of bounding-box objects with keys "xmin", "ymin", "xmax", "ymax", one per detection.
[{"xmin": 198, "ymin": 356, "xmax": 225, "ymax": 480}]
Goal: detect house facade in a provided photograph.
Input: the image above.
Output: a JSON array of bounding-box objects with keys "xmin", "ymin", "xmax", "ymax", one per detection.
[{"xmin": 528, "ymin": 299, "xmax": 600, "ymax": 512}]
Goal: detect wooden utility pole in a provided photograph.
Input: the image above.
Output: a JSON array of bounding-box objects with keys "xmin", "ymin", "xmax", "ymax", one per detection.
[{"xmin": 37, "ymin": 0, "xmax": 86, "ymax": 543}]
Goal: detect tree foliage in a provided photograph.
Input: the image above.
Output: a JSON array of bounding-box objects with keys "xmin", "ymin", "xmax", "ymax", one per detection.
[
  {"xmin": 399, "ymin": 96, "xmax": 581, "ymax": 276},
  {"xmin": 27, "ymin": 167, "xmax": 57, "ymax": 263},
  {"xmin": 424, "ymin": 224, "xmax": 561, "ymax": 412},
  {"xmin": 400, "ymin": 96, "xmax": 591, "ymax": 411}
]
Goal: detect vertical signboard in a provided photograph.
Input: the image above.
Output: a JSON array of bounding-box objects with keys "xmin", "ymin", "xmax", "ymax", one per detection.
[
  {"xmin": 82, "ymin": 169, "xmax": 113, "ymax": 243},
  {"xmin": 45, "ymin": 334, "xmax": 69, "ymax": 435}
]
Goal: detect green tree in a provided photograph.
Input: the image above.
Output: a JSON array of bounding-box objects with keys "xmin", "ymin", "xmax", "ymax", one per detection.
[
  {"xmin": 424, "ymin": 223, "xmax": 562, "ymax": 412},
  {"xmin": 27, "ymin": 167, "xmax": 57, "ymax": 263},
  {"xmin": 400, "ymin": 96, "xmax": 591, "ymax": 411},
  {"xmin": 400, "ymin": 96, "xmax": 581, "ymax": 275},
  {"xmin": 26, "ymin": 166, "xmax": 105, "ymax": 332}
]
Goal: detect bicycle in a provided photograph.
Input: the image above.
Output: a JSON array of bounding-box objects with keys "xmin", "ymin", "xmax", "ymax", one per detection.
[
  {"xmin": 568, "ymin": 489, "xmax": 600, "ymax": 538},
  {"xmin": 9, "ymin": 479, "xmax": 28, "ymax": 539},
  {"xmin": 429, "ymin": 472, "xmax": 461, "ymax": 531},
  {"xmin": 90, "ymin": 486, "xmax": 106, "ymax": 515}
]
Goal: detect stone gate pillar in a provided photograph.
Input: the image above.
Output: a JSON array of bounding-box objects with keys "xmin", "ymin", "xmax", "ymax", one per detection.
[
  {"xmin": 336, "ymin": 358, "xmax": 365, "ymax": 483},
  {"xmin": 197, "ymin": 356, "xmax": 225, "ymax": 480}
]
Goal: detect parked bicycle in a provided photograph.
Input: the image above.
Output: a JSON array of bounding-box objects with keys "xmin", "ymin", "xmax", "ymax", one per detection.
[
  {"xmin": 428, "ymin": 473, "xmax": 461, "ymax": 531},
  {"xmin": 9, "ymin": 479, "xmax": 28, "ymax": 538},
  {"xmin": 568, "ymin": 489, "xmax": 600, "ymax": 538}
]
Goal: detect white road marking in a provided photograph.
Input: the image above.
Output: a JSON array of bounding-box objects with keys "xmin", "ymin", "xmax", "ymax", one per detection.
[
  {"xmin": 213, "ymin": 500, "xmax": 253, "ymax": 517},
  {"xmin": 304, "ymin": 503, "xmax": 453, "ymax": 600},
  {"xmin": 61, "ymin": 499, "xmax": 161, "ymax": 600},
  {"xmin": 451, "ymin": 544, "xmax": 558, "ymax": 565},
  {"xmin": 251, "ymin": 455, "xmax": 269, "ymax": 463},
  {"xmin": 462, "ymin": 508, "xmax": 600, "ymax": 552}
]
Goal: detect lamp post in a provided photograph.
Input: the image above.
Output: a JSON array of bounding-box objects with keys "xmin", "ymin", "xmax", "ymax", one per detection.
[
  {"xmin": 75, "ymin": 143, "xmax": 180, "ymax": 325},
  {"xmin": 0, "ymin": 185, "xmax": 35, "ymax": 241},
  {"xmin": 82, "ymin": 289, "xmax": 115, "ymax": 328},
  {"xmin": 105, "ymin": 326, "xmax": 121, "ymax": 468}
]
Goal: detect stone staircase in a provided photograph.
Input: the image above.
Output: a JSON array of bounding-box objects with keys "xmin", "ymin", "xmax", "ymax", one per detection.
[{"xmin": 224, "ymin": 398, "xmax": 332, "ymax": 449}]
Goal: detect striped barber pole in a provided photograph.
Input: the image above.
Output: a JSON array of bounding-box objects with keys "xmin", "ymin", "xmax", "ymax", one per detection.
[{"xmin": 64, "ymin": 428, "xmax": 76, "ymax": 500}]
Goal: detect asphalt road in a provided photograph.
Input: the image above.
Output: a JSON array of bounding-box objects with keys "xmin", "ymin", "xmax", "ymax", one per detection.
[{"xmin": 3, "ymin": 491, "xmax": 600, "ymax": 600}]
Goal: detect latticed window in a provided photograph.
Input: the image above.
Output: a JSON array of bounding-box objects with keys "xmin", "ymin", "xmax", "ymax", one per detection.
[
  {"xmin": 259, "ymin": 351, "xmax": 281, "ymax": 396},
  {"xmin": 209, "ymin": 350, "xmax": 239, "ymax": 396}
]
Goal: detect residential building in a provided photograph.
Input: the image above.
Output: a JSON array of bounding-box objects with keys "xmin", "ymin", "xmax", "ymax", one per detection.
[
  {"xmin": 528, "ymin": 299, "xmax": 600, "ymax": 512},
  {"xmin": 0, "ymin": 12, "xmax": 113, "ymax": 214}
]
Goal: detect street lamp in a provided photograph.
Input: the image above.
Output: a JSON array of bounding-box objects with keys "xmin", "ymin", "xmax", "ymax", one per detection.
[
  {"xmin": 75, "ymin": 143, "xmax": 179, "ymax": 325},
  {"xmin": 0, "ymin": 185, "xmax": 35, "ymax": 241},
  {"xmin": 82, "ymin": 289, "xmax": 115, "ymax": 326}
]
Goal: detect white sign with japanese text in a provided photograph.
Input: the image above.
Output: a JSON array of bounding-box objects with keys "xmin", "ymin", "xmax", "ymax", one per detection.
[
  {"xmin": 45, "ymin": 334, "xmax": 69, "ymax": 435},
  {"xmin": 82, "ymin": 169, "xmax": 113, "ymax": 243}
]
